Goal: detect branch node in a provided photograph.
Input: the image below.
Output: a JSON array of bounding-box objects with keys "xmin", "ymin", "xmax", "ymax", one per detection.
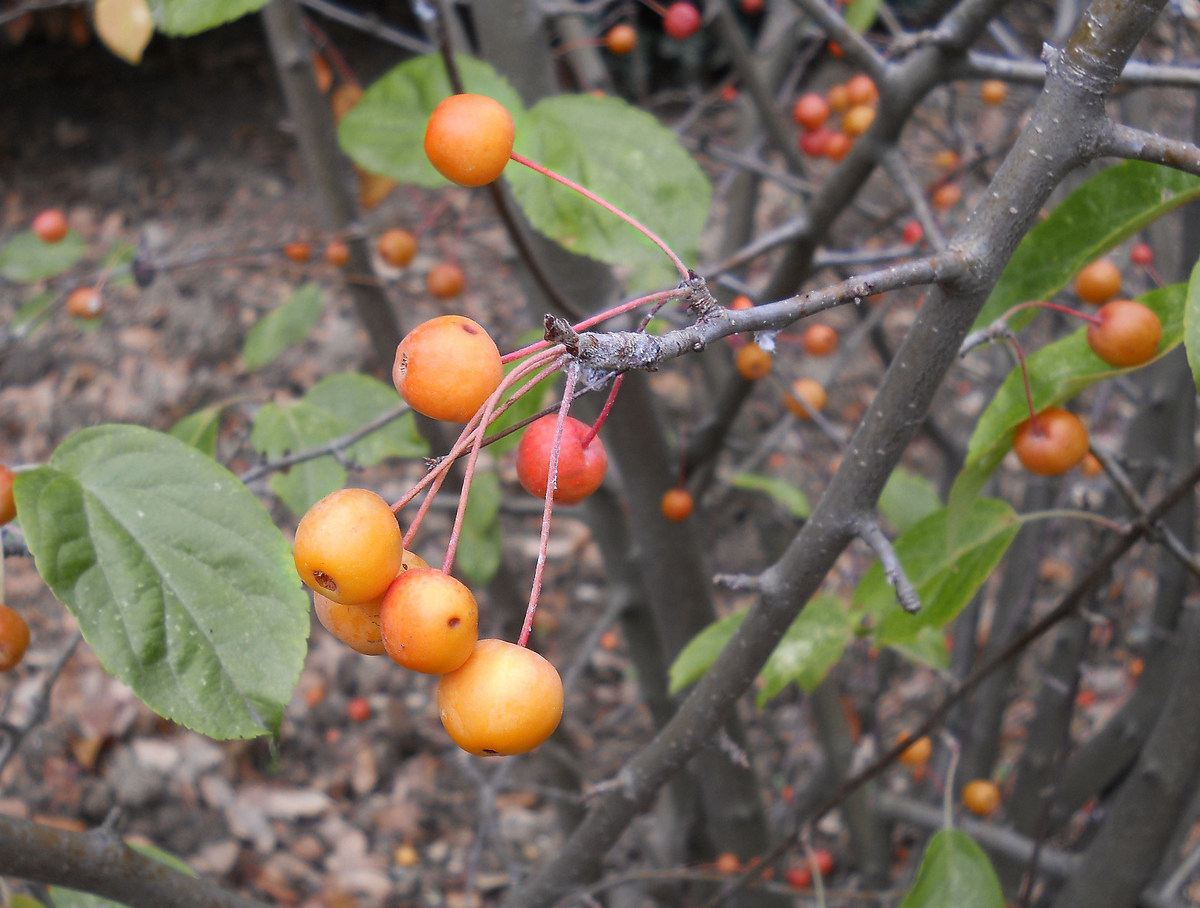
[
  {"xmin": 713, "ymin": 572, "xmax": 763, "ymax": 591},
  {"xmin": 858, "ymin": 519, "xmax": 922, "ymax": 614}
]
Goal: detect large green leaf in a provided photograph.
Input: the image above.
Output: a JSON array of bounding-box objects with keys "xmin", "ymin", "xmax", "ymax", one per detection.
[
  {"xmin": 951, "ymin": 283, "xmax": 1184, "ymax": 519},
  {"xmin": 0, "ymin": 230, "xmax": 86, "ymax": 282},
  {"xmin": 14, "ymin": 425, "xmax": 309, "ymax": 739},
  {"xmin": 455, "ymin": 469, "xmax": 503, "ymax": 586},
  {"xmin": 145, "ymin": 0, "xmax": 268, "ymax": 35},
  {"xmin": 975, "ymin": 161, "xmax": 1200, "ymax": 330},
  {"xmin": 731, "ymin": 472, "xmax": 812, "ymax": 519},
  {"xmin": 878, "ymin": 466, "xmax": 942, "ymax": 534},
  {"xmin": 338, "ymin": 55, "xmax": 526, "ymax": 189},
  {"xmin": 249, "ymin": 373, "xmax": 427, "ymax": 516},
  {"xmin": 900, "ymin": 830, "xmax": 1004, "ymax": 908},
  {"xmin": 242, "ymin": 282, "xmax": 324, "ymax": 370},
  {"xmin": 508, "ymin": 93, "xmax": 712, "ymax": 290},
  {"xmin": 853, "ymin": 498, "xmax": 1019, "ymax": 646},
  {"xmin": 52, "ymin": 841, "xmax": 195, "ymax": 907},
  {"xmin": 669, "ymin": 595, "xmax": 854, "ymax": 704},
  {"xmin": 1184, "ymin": 257, "xmax": 1200, "ymax": 393},
  {"xmin": 757, "ymin": 594, "xmax": 855, "ymax": 705}
]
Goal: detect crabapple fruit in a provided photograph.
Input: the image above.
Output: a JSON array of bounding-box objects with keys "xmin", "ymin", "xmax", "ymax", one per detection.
[
  {"xmin": 605, "ymin": 23, "xmax": 636, "ymax": 54},
  {"xmin": 931, "ymin": 183, "xmax": 962, "ymax": 210},
  {"xmin": 845, "ymin": 73, "xmax": 878, "ymax": 106},
  {"xmin": 897, "ymin": 734, "xmax": 932, "ymax": 766},
  {"xmin": 792, "ymin": 93, "xmax": 830, "ymax": 132},
  {"xmin": 962, "ymin": 779, "xmax": 1001, "ymax": 816},
  {"xmin": 802, "ymin": 323, "xmax": 838, "ymax": 356},
  {"xmin": 661, "ymin": 488, "xmax": 694, "ymax": 521},
  {"xmin": 516, "ymin": 415, "xmax": 609, "ymax": 503},
  {"xmin": 663, "ymin": 2, "xmax": 701, "ymax": 39},
  {"xmin": 294, "ymin": 488, "xmax": 405, "ymax": 605},
  {"xmin": 980, "ymin": 79, "xmax": 1007, "ymax": 104},
  {"xmin": 377, "ymin": 229, "xmax": 417, "ymax": 268},
  {"xmin": 32, "ymin": 208, "xmax": 68, "ymax": 243},
  {"xmin": 324, "ymin": 240, "xmax": 350, "ymax": 267},
  {"xmin": 785, "ymin": 378, "xmax": 827, "ymax": 420},
  {"xmin": 735, "ymin": 342, "xmax": 773, "ymax": 380},
  {"xmin": 0, "ymin": 465, "xmax": 15, "ymax": 526},
  {"xmin": 426, "ymin": 262, "xmax": 465, "ymax": 299},
  {"xmin": 1130, "ymin": 242, "xmax": 1154, "ymax": 266},
  {"xmin": 424, "ymin": 93, "xmax": 515, "ymax": 187},
  {"xmin": 66, "ymin": 286, "xmax": 103, "ymax": 319},
  {"xmin": 841, "ymin": 104, "xmax": 875, "ymax": 137},
  {"xmin": 1086, "ymin": 299, "xmax": 1161, "ymax": 368},
  {"xmin": 1013, "ymin": 408, "xmax": 1089, "ymax": 476},
  {"xmin": 1074, "ymin": 258, "xmax": 1122, "ymax": 304},
  {"xmin": 436, "ymin": 639, "xmax": 564, "ymax": 756},
  {"xmin": 0, "ymin": 604, "xmax": 29, "ymax": 672},
  {"xmin": 393, "ymin": 315, "xmax": 504, "ymax": 423},
  {"xmin": 284, "ymin": 241, "xmax": 312, "ymax": 263},
  {"xmin": 314, "ymin": 550, "xmax": 428, "ymax": 655},
  {"xmin": 902, "ymin": 220, "xmax": 924, "ymax": 245},
  {"xmin": 380, "ymin": 568, "xmax": 479, "ymax": 675}
]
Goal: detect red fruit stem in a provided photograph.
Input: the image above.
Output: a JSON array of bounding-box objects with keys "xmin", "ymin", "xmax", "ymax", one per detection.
[
  {"xmin": 1008, "ymin": 337, "xmax": 1042, "ymax": 435},
  {"xmin": 1002, "ymin": 299, "xmax": 1100, "ymax": 327},
  {"xmin": 500, "ymin": 288, "xmax": 686, "ymax": 364},
  {"xmin": 580, "ymin": 373, "xmax": 623, "ymax": 448},
  {"xmin": 1144, "ymin": 263, "xmax": 1166, "ymax": 288},
  {"xmin": 518, "ymin": 362, "xmax": 580, "ymax": 648},
  {"xmin": 637, "ymin": 0, "xmax": 670, "ymax": 16},
  {"xmin": 510, "ymin": 151, "xmax": 690, "ymax": 280},
  {"xmin": 413, "ymin": 197, "xmax": 452, "ymax": 238}
]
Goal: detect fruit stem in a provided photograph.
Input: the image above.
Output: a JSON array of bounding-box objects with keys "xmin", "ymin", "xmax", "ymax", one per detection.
[
  {"xmin": 509, "ymin": 152, "xmax": 690, "ymax": 280},
  {"xmin": 580, "ymin": 374, "xmax": 623, "ymax": 448},
  {"xmin": 1002, "ymin": 299, "xmax": 1100, "ymax": 327},
  {"xmin": 500, "ymin": 288, "xmax": 687, "ymax": 364},
  {"xmin": 414, "ymin": 197, "xmax": 453, "ymax": 238},
  {"xmin": 518, "ymin": 362, "xmax": 580, "ymax": 648},
  {"xmin": 636, "ymin": 0, "xmax": 670, "ymax": 17},
  {"xmin": 1021, "ymin": 509, "xmax": 1126, "ymax": 533},
  {"xmin": 1007, "ymin": 337, "xmax": 1042, "ymax": 435},
  {"xmin": 942, "ymin": 735, "xmax": 961, "ymax": 832}
]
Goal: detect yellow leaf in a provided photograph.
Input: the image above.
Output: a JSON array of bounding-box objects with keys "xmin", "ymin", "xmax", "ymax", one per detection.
[{"xmin": 94, "ymin": 0, "xmax": 154, "ymax": 64}]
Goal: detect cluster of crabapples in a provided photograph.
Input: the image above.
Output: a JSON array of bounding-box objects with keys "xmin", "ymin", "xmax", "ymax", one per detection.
[
  {"xmin": 793, "ymin": 73, "xmax": 880, "ymax": 163},
  {"xmin": 1011, "ymin": 254, "xmax": 1162, "ymax": 477},
  {"xmin": 897, "ymin": 734, "xmax": 1002, "ymax": 816}
]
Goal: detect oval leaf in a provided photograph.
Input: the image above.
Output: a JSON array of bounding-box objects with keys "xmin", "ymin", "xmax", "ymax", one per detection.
[
  {"xmin": 0, "ymin": 230, "xmax": 86, "ymax": 282},
  {"xmin": 14, "ymin": 425, "xmax": 310, "ymax": 739},
  {"xmin": 669, "ymin": 610, "xmax": 747, "ymax": 696},
  {"xmin": 853, "ymin": 498, "xmax": 1019, "ymax": 646},
  {"xmin": 974, "ymin": 161, "xmax": 1200, "ymax": 330},
  {"xmin": 242, "ymin": 282, "xmax": 323, "ymax": 371},
  {"xmin": 338, "ymin": 55, "xmax": 525, "ymax": 189},
  {"xmin": 731, "ymin": 471, "xmax": 812, "ymax": 519},
  {"xmin": 900, "ymin": 830, "xmax": 1004, "ymax": 908},
  {"xmin": 145, "ymin": 0, "xmax": 268, "ymax": 35},
  {"xmin": 508, "ymin": 93, "xmax": 711, "ymax": 290},
  {"xmin": 878, "ymin": 466, "xmax": 942, "ymax": 534},
  {"xmin": 758, "ymin": 594, "xmax": 855, "ymax": 705},
  {"xmin": 1184, "ymin": 256, "xmax": 1200, "ymax": 394}
]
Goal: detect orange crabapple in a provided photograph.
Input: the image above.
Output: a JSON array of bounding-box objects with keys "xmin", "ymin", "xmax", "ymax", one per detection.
[
  {"xmin": 516, "ymin": 414, "xmax": 609, "ymax": 503},
  {"xmin": 1074, "ymin": 258, "xmax": 1122, "ymax": 305},
  {"xmin": 897, "ymin": 734, "xmax": 932, "ymax": 766},
  {"xmin": 392, "ymin": 315, "xmax": 504, "ymax": 423},
  {"xmin": 792, "ymin": 93, "xmax": 830, "ymax": 132},
  {"xmin": 826, "ymin": 83, "xmax": 850, "ymax": 112},
  {"xmin": 605, "ymin": 23, "xmax": 636, "ymax": 54},
  {"xmin": 931, "ymin": 183, "xmax": 962, "ymax": 210},
  {"xmin": 66, "ymin": 286, "xmax": 103, "ymax": 319},
  {"xmin": 735, "ymin": 342, "xmax": 773, "ymax": 380},
  {"xmin": 314, "ymin": 549, "xmax": 429, "ymax": 655},
  {"xmin": 661, "ymin": 488, "xmax": 695, "ymax": 521},
  {"xmin": 436, "ymin": 638, "xmax": 564, "ymax": 756},
  {"xmin": 825, "ymin": 131, "xmax": 852, "ymax": 161},
  {"xmin": 1086, "ymin": 299, "xmax": 1162, "ymax": 368},
  {"xmin": 293, "ymin": 488, "xmax": 406, "ymax": 605},
  {"xmin": 785, "ymin": 378, "xmax": 828, "ymax": 420},
  {"xmin": 426, "ymin": 261, "xmax": 465, "ymax": 298},
  {"xmin": 841, "ymin": 104, "xmax": 875, "ymax": 137},
  {"xmin": 0, "ymin": 604, "xmax": 30, "ymax": 672},
  {"xmin": 802, "ymin": 323, "xmax": 838, "ymax": 356},
  {"xmin": 424, "ymin": 93, "xmax": 515, "ymax": 187},
  {"xmin": 283, "ymin": 241, "xmax": 312, "ymax": 263},
  {"xmin": 376, "ymin": 229, "xmax": 417, "ymax": 267},
  {"xmin": 0, "ymin": 465, "xmax": 15, "ymax": 526},
  {"xmin": 962, "ymin": 779, "xmax": 1002, "ymax": 816},
  {"xmin": 323, "ymin": 240, "xmax": 350, "ymax": 267},
  {"xmin": 980, "ymin": 79, "xmax": 1007, "ymax": 104},
  {"xmin": 730, "ymin": 295, "xmax": 754, "ymax": 310},
  {"xmin": 1013, "ymin": 408, "xmax": 1089, "ymax": 476},
  {"xmin": 380, "ymin": 568, "xmax": 479, "ymax": 675},
  {"xmin": 845, "ymin": 73, "xmax": 878, "ymax": 106}
]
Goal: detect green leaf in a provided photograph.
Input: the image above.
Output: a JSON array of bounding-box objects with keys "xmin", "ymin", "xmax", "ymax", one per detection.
[
  {"xmin": 975, "ymin": 161, "xmax": 1200, "ymax": 330},
  {"xmin": 0, "ymin": 230, "xmax": 86, "ymax": 282},
  {"xmin": 242, "ymin": 282, "xmax": 323, "ymax": 370},
  {"xmin": 757, "ymin": 594, "xmax": 855, "ymax": 705},
  {"xmin": 887, "ymin": 624, "xmax": 950, "ymax": 669},
  {"xmin": 455, "ymin": 469, "xmax": 503, "ymax": 586},
  {"xmin": 843, "ymin": 0, "xmax": 883, "ymax": 31},
  {"xmin": 11, "ymin": 289, "xmax": 58, "ymax": 336},
  {"xmin": 731, "ymin": 472, "xmax": 812, "ymax": 519},
  {"xmin": 100, "ymin": 240, "xmax": 137, "ymax": 288},
  {"xmin": 853, "ymin": 498, "xmax": 1019, "ymax": 646},
  {"xmin": 669, "ymin": 610, "xmax": 746, "ymax": 695},
  {"xmin": 879, "ymin": 466, "xmax": 942, "ymax": 534},
  {"xmin": 53, "ymin": 841, "xmax": 195, "ymax": 907},
  {"xmin": 14, "ymin": 425, "xmax": 310, "ymax": 739},
  {"xmin": 900, "ymin": 830, "xmax": 1004, "ymax": 908},
  {"xmin": 338, "ymin": 55, "xmax": 526, "ymax": 189},
  {"xmin": 1185, "ymin": 257, "xmax": 1200, "ymax": 394},
  {"xmin": 508, "ymin": 93, "xmax": 711, "ymax": 290},
  {"xmin": 145, "ymin": 0, "xmax": 268, "ymax": 35},
  {"xmin": 169, "ymin": 403, "xmax": 226, "ymax": 457},
  {"xmin": 951, "ymin": 283, "xmax": 1185, "ymax": 522},
  {"xmin": 11, "ymin": 896, "xmax": 49, "ymax": 908},
  {"xmin": 249, "ymin": 373, "xmax": 427, "ymax": 516}
]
